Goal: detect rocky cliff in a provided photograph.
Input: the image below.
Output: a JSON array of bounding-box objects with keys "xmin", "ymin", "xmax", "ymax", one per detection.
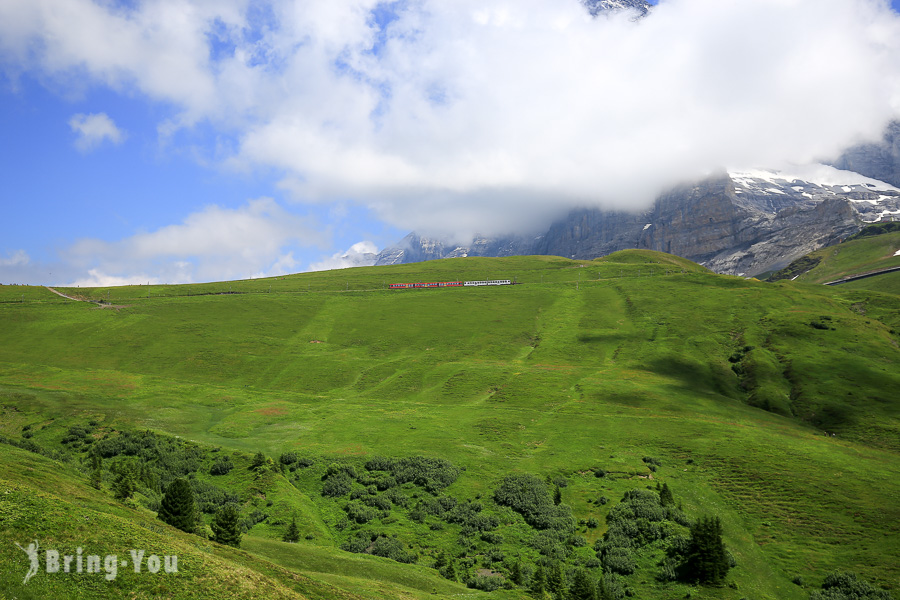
[{"xmin": 375, "ymin": 166, "xmax": 900, "ymax": 276}]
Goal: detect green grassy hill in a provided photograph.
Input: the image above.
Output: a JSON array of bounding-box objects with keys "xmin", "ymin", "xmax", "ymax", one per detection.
[
  {"xmin": 1, "ymin": 251, "xmax": 898, "ymax": 599},
  {"xmin": 767, "ymin": 225, "xmax": 900, "ymax": 286}
]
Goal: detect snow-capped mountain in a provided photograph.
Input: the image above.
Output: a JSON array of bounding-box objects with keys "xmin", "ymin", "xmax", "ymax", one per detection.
[
  {"xmin": 374, "ymin": 119, "xmax": 900, "ymax": 277},
  {"xmin": 375, "ymin": 164, "xmax": 900, "ymax": 277},
  {"xmin": 582, "ymin": 0, "xmax": 652, "ymax": 17}
]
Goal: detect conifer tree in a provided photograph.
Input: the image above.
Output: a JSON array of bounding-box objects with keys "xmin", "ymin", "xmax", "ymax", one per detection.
[
  {"xmin": 547, "ymin": 561, "xmax": 565, "ymax": 599},
  {"xmin": 112, "ymin": 468, "xmax": 135, "ymax": 501},
  {"xmin": 683, "ymin": 516, "xmax": 730, "ymax": 585},
  {"xmin": 569, "ymin": 569, "xmax": 597, "ymax": 600},
  {"xmin": 529, "ymin": 564, "xmax": 547, "ymax": 598},
  {"xmin": 158, "ymin": 478, "xmax": 198, "ymax": 533},
  {"xmin": 283, "ymin": 516, "xmax": 300, "ymax": 543},
  {"xmin": 212, "ymin": 503, "xmax": 242, "ymax": 547},
  {"xmin": 89, "ymin": 453, "xmax": 103, "ymax": 490},
  {"xmin": 439, "ymin": 559, "xmax": 457, "ymax": 582},
  {"xmin": 659, "ymin": 482, "xmax": 675, "ymax": 507},
  {"xmin": 510, "ymin": 558, "xmax": 525, "ymax": 586},
  {"xmin": 553, "ymin": 485, "xmax": 562, "ymax": 506}
]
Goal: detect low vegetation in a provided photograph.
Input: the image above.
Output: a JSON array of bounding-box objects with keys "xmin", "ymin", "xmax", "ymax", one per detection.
[{"xmin": 0, "ymin": 251, "xmax": 898, "ymax": 599}]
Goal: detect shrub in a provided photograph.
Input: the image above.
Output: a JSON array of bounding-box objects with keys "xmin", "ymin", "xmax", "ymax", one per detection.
[
  {"xmin": 191, "ymin": 479, "xmax": 240, "ymax": 514},
  {"xmin": 493, "ymin": 473, "xmax": 575, "ymax": 531},
  {"xmin": 362, "ymin": 494, "xmax": 392, "ymax": 511},
  {"xmin": 481, "ymin": 531, "xmax": 504, "ymax": 544},
  {"xmin": 341, "ymin": 531, "xmax": 416, "ymax": 563},
  {"xmin": 279, "ymin": 452, "xmax": 298, "ymax": 465},
  {"xmin": 250, "ymin": 451, "xmax": 268, "ymax": 470},
  {"xmin": 322, "ymin": 472, "xmax": 353, "ymax": 497},
  {"xmin": 602, "ymin": 547, "xmax": 636, "ymax": 575},
  {"xmin": 466, "ymin": 574, "xmax": 504, "ymax": 592},
  {"xmin": 344, "ymin": 501, "xmax": 379, "ymax": 524},
  {"xmin": 209, "ymin": 456, "xmax": 233, "ymax": 476},
  {"xmin": 809, "ymin": 571, "xmax": 895, "ymax": 600},
  {"xmin": 365, "ymin": 456, "xmax": 460, "ymax": 492}
]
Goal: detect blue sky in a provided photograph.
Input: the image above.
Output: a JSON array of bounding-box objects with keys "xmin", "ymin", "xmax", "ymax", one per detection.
[{"xmin": 2, "ymin": 0, "xmax": 900, "ymax": 286}]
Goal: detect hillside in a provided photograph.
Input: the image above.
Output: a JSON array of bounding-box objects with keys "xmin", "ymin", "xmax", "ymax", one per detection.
[
  {"xmin": 766, "ymin": 224, "xmax": 900, "ymax": 286},
  {"xmin": 1, "ymin": 252, "xmax": 898, "ymax": 599}
]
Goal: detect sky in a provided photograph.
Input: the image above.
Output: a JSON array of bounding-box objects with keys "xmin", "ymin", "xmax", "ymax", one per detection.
[{"xmin": 2, "ymin": 0, "xmax": 900, "ymax": 286}]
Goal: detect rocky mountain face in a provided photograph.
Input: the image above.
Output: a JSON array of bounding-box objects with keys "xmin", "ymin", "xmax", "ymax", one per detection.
[
  {"xmin": 582, "ymin": 0, "xmax": 652, "ymax": 17},
  {"xmin": 375, "ymin": 166, "xmax": 900, "ymax": 276},
  {"xmin": 832, "ymin": 121, "xmax": 900, "ymax": 188}
]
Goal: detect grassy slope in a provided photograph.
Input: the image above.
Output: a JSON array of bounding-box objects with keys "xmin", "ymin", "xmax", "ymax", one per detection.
[
  {"xmin": 0, "ymin": 252, "xmax": 898, "ymax": 598},
  {"xmin": 776, "ymin": 231, "xmax": 900, "ymax": 284}
]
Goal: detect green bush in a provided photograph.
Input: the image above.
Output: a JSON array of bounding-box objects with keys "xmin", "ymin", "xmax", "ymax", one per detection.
[
  {"xmin": 344, "ymin": 501, "xmax": 379, "ymax": 524},
  {"xmin": 322, "ymin": 472, "xmax": 353, "ymax": 497},
  {"xmin": 209, "ymin": 456, "xmax": 233, "ymax": 475},
  {"xmin": 466, "ymin": 574, "xmax": 504, "ymax": 592},
  {"xmin": 365, "ymin": 456, "xmax": 460, "ymax": 492},
  {"xmin": 279, "ymin": 452, "xmax": 298, "ymax": 465},
  {"xmin": 493, "ymin": 473, "xmax": 575, "ymax": 531},
  {"xmin": 809, "ymin": 571, "xmax": 895, "ymax": 600}
]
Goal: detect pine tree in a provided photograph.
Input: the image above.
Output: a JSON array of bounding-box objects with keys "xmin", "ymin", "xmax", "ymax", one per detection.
[
  {"xmin": 529, "ymin": 564, "xmax": 547, "ymax": 598},
  {"xmin": 553, "ymin": 485, "xmax": 562, "ymax": 506},
  {"xmin": 112, "ymin": 468, "xmax": 135, "ymax": 501},
  {"xmin": 659, "ymin": 482, "xmax": 675, "ymax": 507},
  {"xmin": 510, "ymin": 559, "xmax": 525, "ymax": 586},
  {"xmin": 547, "ymin": 561, "xmax": 565, "ymax": 599},
  {"xmin": 569, "ymin": 569, "xmax": 597, "ymax": 600},
  {"xmin": 683, "ymin": 516, "xmax": 730, "ymax": 585},
  {"xmin": 211, "ymin": 504, "xmax": 242, "ymax": 548},
  {"xmin": 439, "ymin": 560, "xmax": 457, "ymax": 582},
  {"xmin": 158, "ymin": 478, "xmax": 198, "ymax": 533},
  {"xmin": 283, "ymin": 516, "xmax": 300, "ymax": 543},
  {"xmin": 89, "ymin": 453, "xmax": 103, "ymax": 490}
]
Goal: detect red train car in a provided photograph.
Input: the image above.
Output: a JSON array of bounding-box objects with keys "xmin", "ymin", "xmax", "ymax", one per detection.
[{"xmin": 389, "ymin": 281, "xmax": 463, "ymax": 289}]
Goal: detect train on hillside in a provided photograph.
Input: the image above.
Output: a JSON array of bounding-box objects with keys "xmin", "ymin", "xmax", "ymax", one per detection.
[{"xmin": 389, "ymin": 280, "xmax": 512, "ymax": 290}]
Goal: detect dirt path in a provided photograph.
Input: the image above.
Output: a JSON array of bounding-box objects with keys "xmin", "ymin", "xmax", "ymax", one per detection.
[{"xmin": 44, "ymin": 286, "xmax": 129, "ymax": 309}]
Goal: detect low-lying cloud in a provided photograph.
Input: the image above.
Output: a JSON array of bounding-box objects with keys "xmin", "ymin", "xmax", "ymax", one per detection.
[
  {"xmin": 64, "ymin": 198, "xmax": 324, "ymax": 286},
  {"xmin": 4, "ymin": 0, "xmax": 900, "ymax": 240}
]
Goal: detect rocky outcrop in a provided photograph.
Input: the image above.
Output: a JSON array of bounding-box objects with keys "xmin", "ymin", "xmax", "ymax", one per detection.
[{"xmin": 832, "ymin": 121, "xmax": 900, "ymax": 188}]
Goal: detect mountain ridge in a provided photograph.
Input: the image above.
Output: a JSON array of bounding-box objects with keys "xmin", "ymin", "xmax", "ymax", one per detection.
[{"xmin": 375, "ymin": 166, "xmax": 900, "ymax": 277}]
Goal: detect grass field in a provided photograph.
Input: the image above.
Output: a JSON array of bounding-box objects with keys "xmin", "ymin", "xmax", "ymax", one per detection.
[
  {"xmin": 1, "ymin": 251, "xmax": 898, "ymax": 599},
  {"xmin": 768, "ymin": 230, "xmax": 900, "ymax": 284}
]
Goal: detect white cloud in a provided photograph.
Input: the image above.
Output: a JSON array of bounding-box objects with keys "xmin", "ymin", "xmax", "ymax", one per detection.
[
  {"xmin": 64, "ymin": 198, "xmax": 325, "ymax": 284},
  {"xmin": 4, "ymin": 0, "xmax": 900, "ymax": 240},
  {"xmin": 0, "ymin": 249, "xmax": 29, "ymax": 267},
  {"xmin": 69, "ymin": 112, "xmax": 125, "ymax": 151},
  {"xmin": 69, "ymin": 269, "xmax": 160, "ymax": 288},
  {"xmin": 307, "ymin": 241, "xmax": 379, "ymax": 272}
]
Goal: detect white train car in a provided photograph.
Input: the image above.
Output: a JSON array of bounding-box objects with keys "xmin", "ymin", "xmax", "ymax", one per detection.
[{"xmin": 463, "ymin": 280, "xmax": 512, "ymax": 287}]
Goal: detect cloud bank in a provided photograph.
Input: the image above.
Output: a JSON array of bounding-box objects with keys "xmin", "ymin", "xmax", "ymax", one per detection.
[
  {"xmin": 64, "ymin": 198, "xmax": 324, "ymax": 286},
  {"xmin": 3, "ymin": 0, "xmax": 900, "ymax": 244}
]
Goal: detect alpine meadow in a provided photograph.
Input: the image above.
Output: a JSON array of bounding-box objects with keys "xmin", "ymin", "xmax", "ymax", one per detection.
[
  {"xmin": 4, "ymin": 0, "xmax": 900, "ymax": 598},
  {"xmin": 1, "ymin": 249, "xmax": 898, "ymax": 599}
]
